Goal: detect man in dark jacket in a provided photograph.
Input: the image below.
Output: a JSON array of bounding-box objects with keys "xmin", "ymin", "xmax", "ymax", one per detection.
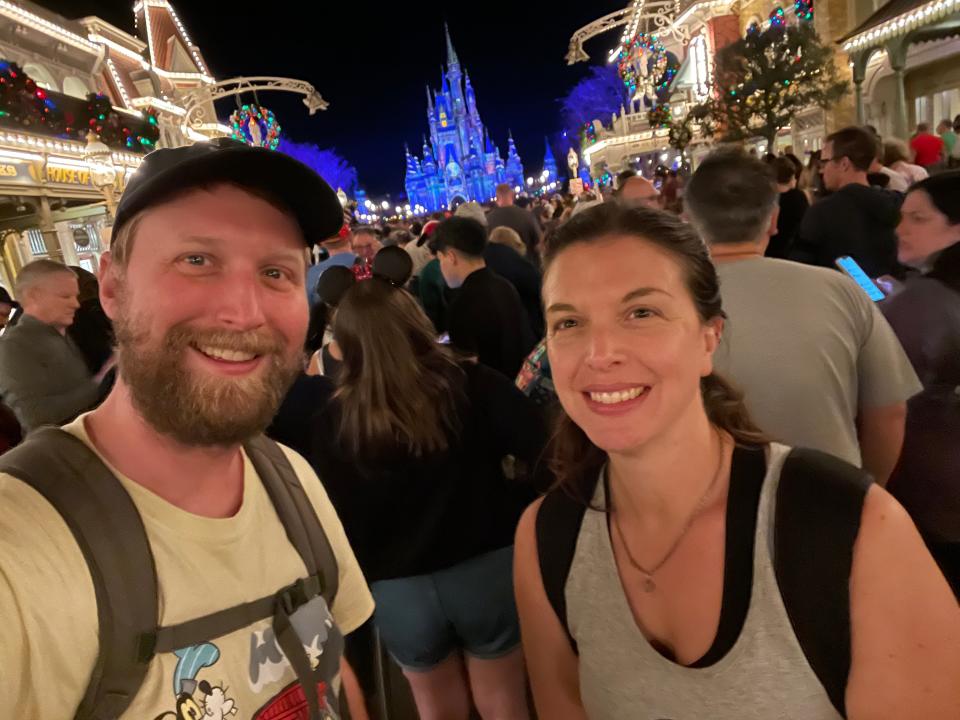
[
  {"xmin": 431, "ymin": 216, "xmax": 536, "ymax": 378},
  {"xmin": 793, "ymin": 126, "xmax": 902, "ymax": 278},
  {"xmin": 483, "ymin": 241, "xmax": 543, "ymax": 338},
  {"xmin": 0, "ymin": 260, "xmax": 112, "ymax": 432}
]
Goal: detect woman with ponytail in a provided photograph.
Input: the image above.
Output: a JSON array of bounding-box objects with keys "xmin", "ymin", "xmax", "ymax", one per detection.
[
  {"xmin": 513, "ymin": 203, "xmax": 959, "ymax": 720},
  {"xmin": 882, "ymin": 171, "xmax": 960, "ymax": 595}
]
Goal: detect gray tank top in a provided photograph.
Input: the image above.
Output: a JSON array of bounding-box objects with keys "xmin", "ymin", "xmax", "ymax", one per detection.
[{"xmin": 566, "ymin": 443, "xmax": 844, "ymax": 720}]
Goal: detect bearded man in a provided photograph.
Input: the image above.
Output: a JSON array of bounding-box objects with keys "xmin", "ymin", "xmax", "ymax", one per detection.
[{"xmin": 0, "ymin": 139, "xmax": 373, "ymax": 719}]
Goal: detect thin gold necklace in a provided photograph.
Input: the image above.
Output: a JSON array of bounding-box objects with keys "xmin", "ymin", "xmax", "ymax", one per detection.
[{"xmin": 610, "ymin": 434, "xmax": 726, "ymax": 593}]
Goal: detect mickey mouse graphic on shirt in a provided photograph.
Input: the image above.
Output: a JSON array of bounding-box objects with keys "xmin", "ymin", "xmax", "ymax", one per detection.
[{"xmin": 152, "ymin": 643, "xmax": 239, "ymax": 720}]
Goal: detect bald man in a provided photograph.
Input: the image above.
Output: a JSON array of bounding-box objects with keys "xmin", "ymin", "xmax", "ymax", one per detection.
[{"xmin": 617, "ymin": 175, "xmax": 661, "ymax": 208}]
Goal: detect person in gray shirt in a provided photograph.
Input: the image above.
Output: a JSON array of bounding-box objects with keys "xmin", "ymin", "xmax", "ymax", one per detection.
[
  {"xmin": 685, "ymin": 148, "xmax": 922, "ymax": 485},
  {"xmin": 0, "ymin": 260, "xmax": 112, "ymax": 432},
  {"xmin": 487, "ymin": 183, "xmax": 542, "ymax": 264}
]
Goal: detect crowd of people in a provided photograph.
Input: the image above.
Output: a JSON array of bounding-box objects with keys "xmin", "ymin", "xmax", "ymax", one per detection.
[{"xmin": 0, "ymin": 126, "xmax": 957, "ymax": 720}]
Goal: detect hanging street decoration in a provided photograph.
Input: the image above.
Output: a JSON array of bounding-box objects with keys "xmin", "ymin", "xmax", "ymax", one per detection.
[
  {"xmin": 0, "ymin": 61, "xmax": 159, "ymax": 151},
  {"xmin": 648, "ymin": 104, "xmax": 672, "ymax": 128},
  {"xmin": 0, "ymin": 60, "xmax": 66, "ymax": 135},
  {"xmin": 793, "ymin": 0, "xmax": 814, "ymax": 21},
  {"xmin": 86, "ymin": 93, "xmax": 159, "ymax": 151},
  {"xmin": 229, "ymin": 104, "xmax": 281, "ymax": 150},
  {"xmin": 615, "ymin": 32, "xmax": 680, "ymax": 107}
]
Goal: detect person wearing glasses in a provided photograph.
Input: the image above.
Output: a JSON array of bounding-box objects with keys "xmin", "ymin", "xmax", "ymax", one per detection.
[{"xmin": 792, "ymin": 126, "xmax": 902, "ymax": 278}]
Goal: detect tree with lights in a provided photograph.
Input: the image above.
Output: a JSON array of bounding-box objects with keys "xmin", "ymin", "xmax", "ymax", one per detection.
[
  {"xmin": 560, "ymin": 64, "xmax": 629, "ymax": 145},
  {"xmin": 703, "ymin": 4, "xmax": 847, "ymax": 148},
  {"xmin": 280, "ymin": 140, "xmax": 358, "ymax": 196}
]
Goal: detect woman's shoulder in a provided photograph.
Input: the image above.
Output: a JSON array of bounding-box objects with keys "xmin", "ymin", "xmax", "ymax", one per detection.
[{"xmin": 461, "ymin": 360, "xmax": 517, "ymax": 393}]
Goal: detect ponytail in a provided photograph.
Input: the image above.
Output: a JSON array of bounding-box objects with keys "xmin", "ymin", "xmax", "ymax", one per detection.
[{"xmin": 700, "ymin": 373, "xmax": 770, "ymax": 445}]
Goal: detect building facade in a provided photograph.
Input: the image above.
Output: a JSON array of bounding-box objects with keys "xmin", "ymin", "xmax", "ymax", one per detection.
[
  {"xmin": 575, "ymin": 0, "xmax": 958, "ymax": 181},
  {"xmin": 405, "ymin": 27, "xmax": 526, "ymax": 212},
  {"xmin": 0, "ymin": 0, "xmax": 222, "ymax": 288}
]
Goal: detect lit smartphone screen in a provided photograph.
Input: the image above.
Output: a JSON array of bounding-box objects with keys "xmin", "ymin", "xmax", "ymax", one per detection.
[{"xmin": 835, "ymin": 256, "xmax": 885, "ymax": 302}]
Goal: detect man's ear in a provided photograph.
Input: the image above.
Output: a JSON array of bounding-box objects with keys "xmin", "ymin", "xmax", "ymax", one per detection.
[{"xmin": 98, "ymin": 251, "xmax": 120, "ymax": 321}]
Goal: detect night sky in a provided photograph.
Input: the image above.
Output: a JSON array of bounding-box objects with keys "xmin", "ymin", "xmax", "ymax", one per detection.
[{"xmin": 44, "ymin": 0, "xmax": 626, "ymax": 196}]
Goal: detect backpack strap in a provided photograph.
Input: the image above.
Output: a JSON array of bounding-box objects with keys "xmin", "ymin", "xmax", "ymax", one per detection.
[
  {"xmin": 0, "ymin": 426, "xmax": 158, "ymax": 720},
  {"xmin": 244, "ymin": 434, "xmax": 340, "ymax": 720},
  {"xmin": 145, "ymin": 437, "xmax": 340, "ymax": 720},
  {"xmin": 774, "ymin": 447, "xmax": 873, "ymax": 719},
  {"xmin": 243, "ymin": 434, "xmax": 339, "ymax": 605},
  {"xmin": 534, "ymin": 484, "xmax": 594, "ymax": 654}
]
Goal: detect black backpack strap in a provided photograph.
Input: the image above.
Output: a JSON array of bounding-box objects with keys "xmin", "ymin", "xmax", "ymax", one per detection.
[
  {"xmin": 774, "ymin": 447, "xmax": 873, "ymax": 719},
  {"xmin": 535, "ymin": 486, "xmax": 593, "ymax": 654},
  {"xmin": 243, "ymin": 435, "xmax": 340, "ymax": 720},
  {"xmin": 0, "ymin": 426, "xmax": 158, "ymax": 720},
  {"xmin": 243, "ymin": 434, "xmax": 339, "ymax": 605}
]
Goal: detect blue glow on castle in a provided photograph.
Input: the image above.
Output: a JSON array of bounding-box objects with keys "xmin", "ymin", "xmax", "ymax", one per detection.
[{"xmin": 405, "ymin": 26, "xmax": 526, "ymax": 212}]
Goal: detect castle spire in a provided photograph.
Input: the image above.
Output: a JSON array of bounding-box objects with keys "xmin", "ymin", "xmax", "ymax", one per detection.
[{"xmin": 445, "ymin": 22, "xmax": 459, "ymax": 68}]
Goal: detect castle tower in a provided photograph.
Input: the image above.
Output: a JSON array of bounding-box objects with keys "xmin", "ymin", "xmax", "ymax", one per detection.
[
  {"xmin": 505, "ymin": 130, "xmax": 525, "ymax": 190},
  {"xmin": 404, "ymin": 143, "xmax": 427, "ymax": 212},
  {"xmin": 543, "ymin": 137, "xmax": 559, "ymax": 183},
  {"xmin": 405, "ymin": 26, "xmax": 523, "ymax": 211}
]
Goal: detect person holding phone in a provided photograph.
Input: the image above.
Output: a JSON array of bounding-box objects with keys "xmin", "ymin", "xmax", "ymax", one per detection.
[{"xmin": 880, "ymin": 171, "xmax": 960, "ymax": 596}]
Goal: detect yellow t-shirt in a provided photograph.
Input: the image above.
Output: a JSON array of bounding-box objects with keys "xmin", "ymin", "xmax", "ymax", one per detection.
[{"xmin": 0, "ymin": 414, "xmax": 374, "ymax": 720}]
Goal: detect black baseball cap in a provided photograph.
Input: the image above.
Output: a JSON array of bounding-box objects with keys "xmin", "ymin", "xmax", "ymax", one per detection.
[{"xmin": 114, "ymin": 137, "xmax": 343, "ymax": 245}]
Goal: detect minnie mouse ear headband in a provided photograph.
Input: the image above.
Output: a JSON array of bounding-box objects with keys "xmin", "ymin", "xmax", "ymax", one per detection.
[
  {"xmin": 315, "ymin": 265, "xmax": 356, "ymax": 308},
  {"xmin": 371, "ymin": 245, "xmax": 413, "ymax": 287},
  {"xmin": 315, "ymin": 246, "xmax": 412, "ymax": 307}
]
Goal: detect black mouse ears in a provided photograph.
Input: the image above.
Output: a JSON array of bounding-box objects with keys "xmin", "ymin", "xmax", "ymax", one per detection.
[
  {"xmin": 371, "ymin": 245, "xmax": 413, "ymax": 287},
  {"xmin": 315, "ymin": 264, "xmax": 355, "ymax": 308},
  {"xmin": 315, "ymin": 246, "xmax": 413, "ymax": 307}
]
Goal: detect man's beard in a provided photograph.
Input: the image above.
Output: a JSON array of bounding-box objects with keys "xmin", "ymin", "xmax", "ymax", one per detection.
[{"xmin": 114, "ymin": 308, "xmax": 302, "ymax": 447}]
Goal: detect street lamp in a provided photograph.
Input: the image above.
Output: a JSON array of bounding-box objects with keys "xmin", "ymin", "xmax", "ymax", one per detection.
[{"xmin": 83, "ymin": 131, "xmax": 117, "ymax": 217}]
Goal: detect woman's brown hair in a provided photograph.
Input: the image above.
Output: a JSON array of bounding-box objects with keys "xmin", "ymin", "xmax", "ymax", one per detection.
[
  {"xmin": 333, "ymin": 278, "xmax": 465, "ymax": 461},
  {"xmin": 542, "ymin": 202, "xmax": 768, "ymax": 502}
]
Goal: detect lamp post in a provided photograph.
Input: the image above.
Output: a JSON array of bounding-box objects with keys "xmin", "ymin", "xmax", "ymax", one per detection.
[{"xmin": 83, "ymin": 131, "xmax": 118, "ymax": 217}]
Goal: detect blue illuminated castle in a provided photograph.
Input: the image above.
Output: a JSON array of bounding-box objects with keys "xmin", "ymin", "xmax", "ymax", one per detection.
[{"xmin": 405, "ymin": 26, "xmax": 525, "ymax": 212}]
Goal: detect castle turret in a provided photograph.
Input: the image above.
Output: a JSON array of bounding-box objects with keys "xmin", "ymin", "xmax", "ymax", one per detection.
[
  {"xmin": 505, "ymin": 130, "xmax": 525, "ymax": 190},
  {"xmin": 445, "ymin": 23, "xmax": 460, "ymax": 71},
  {"xmin": 465, "ymin": 71, "xmax": 478, "ymax": 117},
  {"xmin": 543, "ymin": 137, "xmax": 558, "ymax": 183},
  {"xmin": 405, "ymin": 143, "xmax": 428, "ymax": 212}
]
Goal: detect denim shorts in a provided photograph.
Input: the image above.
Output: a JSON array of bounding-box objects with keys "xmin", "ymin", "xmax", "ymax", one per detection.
[{"xmin": 370, "ymin": 546, "xmax": 520, "ymax": 672}]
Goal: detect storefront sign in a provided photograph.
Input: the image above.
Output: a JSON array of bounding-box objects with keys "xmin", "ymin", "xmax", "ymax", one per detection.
[{"xmin": 40, "ymin": 164, "xmax": 92, "ymax": 186}]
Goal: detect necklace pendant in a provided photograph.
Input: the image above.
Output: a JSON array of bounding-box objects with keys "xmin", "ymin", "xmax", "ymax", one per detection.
[{"xmin": 642, "ymin": 577, "xmax": 656, "ymax": 593}]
